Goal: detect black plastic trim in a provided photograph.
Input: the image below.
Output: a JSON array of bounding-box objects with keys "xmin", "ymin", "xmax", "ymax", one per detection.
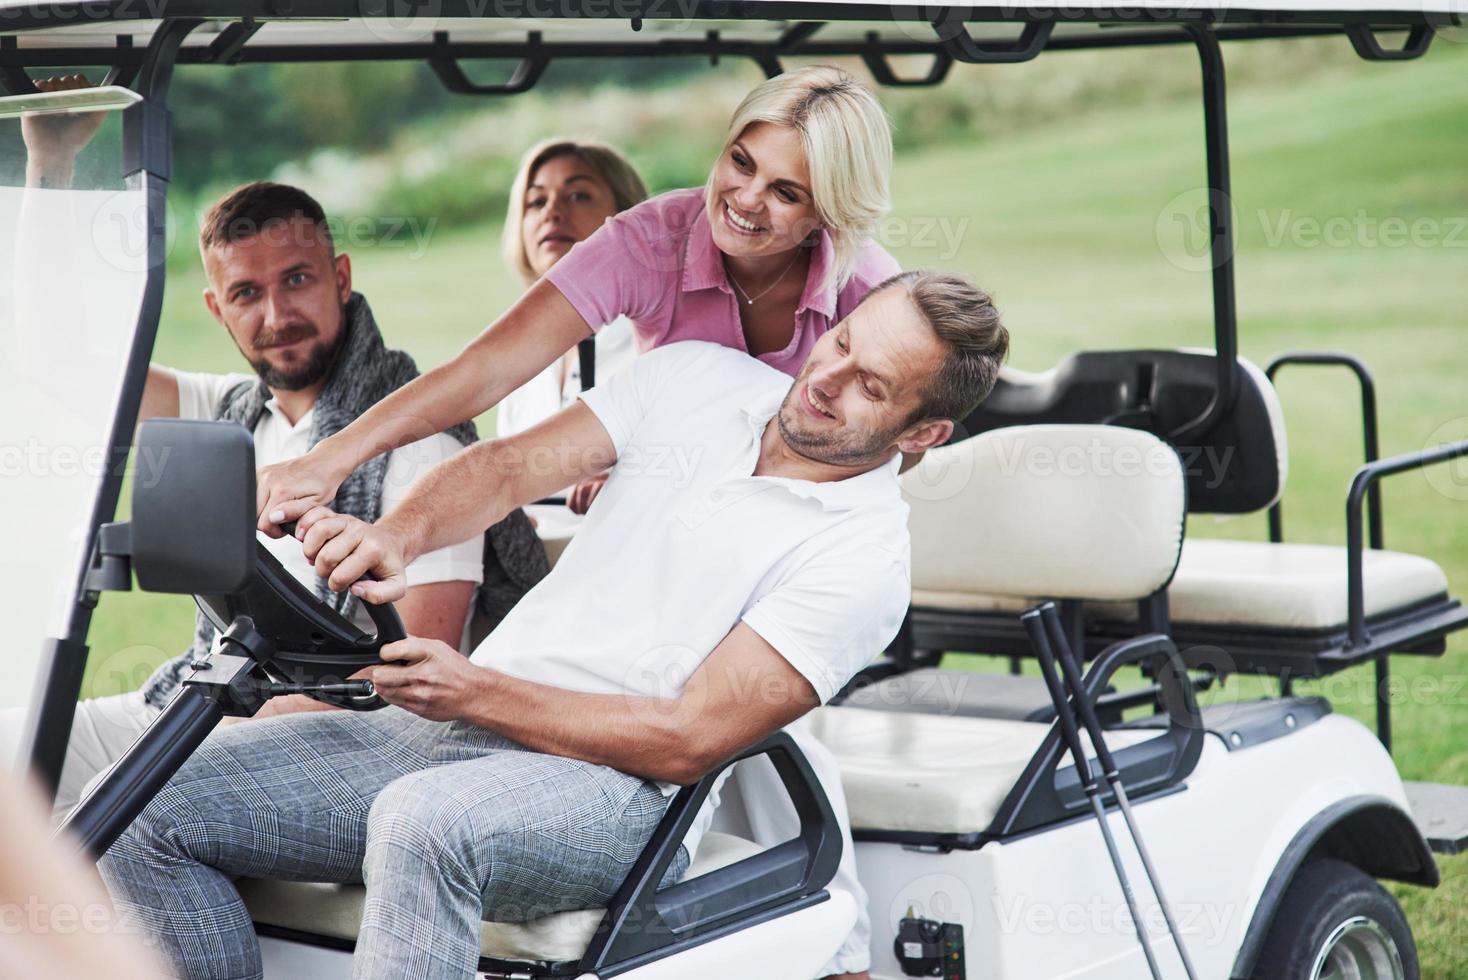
[
  {"xmin": 939, "ymin": 15, "xmax": 1052, "ymax": 64},
  {"xmin": 983, "ymin": 631, "xmax": 1203, "ymax": 838},
  {"xmin": 1124, "ymin": 695, "xmax": 1331, "ymax": 752},
  {"xmin": 429, "ymin": 29, "xmax": 547, "ymax": 95},
  {"xmin": 1229, "ymin": 794, "xmax": 1438, "ymax": 979},
  {"xmin": 577, "ymin": 731, "xmax": 842, "ymax": 975},
  {"xmin": 861, "ymin": 31, "xmax": 952, "ymax": 86},
  {"xmin": 1345, "ymin": 23, "xmax": 1435, "ymax": 60}
]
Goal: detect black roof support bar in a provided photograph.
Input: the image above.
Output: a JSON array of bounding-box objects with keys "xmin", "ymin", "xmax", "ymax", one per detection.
[
  {"xmin": 202, "ymin": 17, "xmax": 261, "ymax": 65},
  {"xmin": 862, "ymin": 31, "xmax": 952, "ymax": 87},
  {"xmin": 940, "ymin": 16, "xmax": 1054, "ymax": 64},
  {"xmin": 1345, "ymin": 23, "xmax": 1435, "ymax": 61},
  {"xmin": 429, "ymin": 30, "xmax": 548, "ymax": 95},
  {"xmin": 1172, "ymin": 23, "xmax": 1240, "ymax": 445},
  {"xmin": 0, "ymin": 38, "xmax": 40, "ymax": 95},
  {"xmin": 729, "ymin": 20, "xmax": 827, "ymax": 77},
  {"xmin": 102, "ymin": 36, "xmax": 140, "ymax": 88}
]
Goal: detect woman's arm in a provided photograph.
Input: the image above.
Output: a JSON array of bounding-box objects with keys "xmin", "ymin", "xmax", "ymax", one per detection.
[{"xmin": 256, "ymin": 278, "xmax": 592, "ymax": 534}]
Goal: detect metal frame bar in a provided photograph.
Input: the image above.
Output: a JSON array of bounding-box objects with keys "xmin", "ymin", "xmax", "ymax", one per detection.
[
  {"xmin": 16, "ymin": 18, "xmax": 201, "ymax": 799},
  {"xmin": 1265, "ymin": 352, "xmax": 1383, "ymax": 549},
  {"xmin": 1346, "ymin": 437, "xmax": 1468, "ymax": 750},
  {"xmin": 1172, "ymin": 23, "xmax": 1239, "ymax": 444},
  {"xmin": 0, "ymin": 23, "xmax": 1405, "ymax": 71}
]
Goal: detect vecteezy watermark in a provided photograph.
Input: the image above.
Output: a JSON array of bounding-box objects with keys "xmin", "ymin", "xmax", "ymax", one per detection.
[
  {"xmin": 992, "ymin": 893, "xmax": 1240, "ymax": 945},
  {"xmin": 1425, "ymin": 0, "xmax": 1468, "ymax": 45},
  {"xmin": 890, "ymin": 873, "xmax": 976, "ymax": 933},
  {"xmin": 903, "ymin": 431, "xmax": 1236, "ymax": 502},
  {"xmin": 88, "ymin": 191, "xmax": 441, "ymax": 275},
  {"xmin": 1156, "ymin": 188, "xmax": 1468, "ymax": 270},
  {"xmin": 1421, "ymin": 417, "xmax": 1468, "ymax": 502},
  {"xmin": 1154, "ymin": 188, "xmax": 1239, "ymax": 273},
  {"xmin": 875, "ymin": 215, "xmax": 971, "ymax": 262},
  {"xmin": 0, "ymin": 897, "xmax": 148, "ymax": 937},
  {"xmin": 0, "ymin": 440, "xmax": 171, "ymax": 487},
  {"xmin": 0, "ymin": 0, "xmax": 169, "ymax": 23},
  {"xmin": 1258, "ymin": 209, "xmax": 1468, "ymax": 251}
]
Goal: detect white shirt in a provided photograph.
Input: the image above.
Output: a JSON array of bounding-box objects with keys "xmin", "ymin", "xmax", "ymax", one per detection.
[
  {"xmin": 470, "ymin": 340, "xmax": 912, "ymax": 769},
  {"xmin": 174, "ymin": 370, "xmax": 484, "ymax": 632},
  {"xmin": 495, "ymin": 315, "xmax": 637, "ymax": 440}
]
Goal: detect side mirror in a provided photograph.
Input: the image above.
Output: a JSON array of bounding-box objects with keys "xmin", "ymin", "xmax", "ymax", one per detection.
[{"xmin": 131, "ymin": 419, "xmax": 256, "ymax": 594}]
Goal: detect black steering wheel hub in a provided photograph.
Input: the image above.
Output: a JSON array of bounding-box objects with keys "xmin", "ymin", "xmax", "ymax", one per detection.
[{"xmin": 195, "ymin": 539, "xmax": 405, "ymax": 711}]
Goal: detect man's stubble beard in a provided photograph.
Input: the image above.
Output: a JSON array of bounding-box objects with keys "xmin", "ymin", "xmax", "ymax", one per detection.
[
  {"xmin": 247, "ymin": 298, "xmax": 349, "ymax": 391},
  {"xmin": 774, "ymin": 395, "xmax": 906, "ymax": 468}
]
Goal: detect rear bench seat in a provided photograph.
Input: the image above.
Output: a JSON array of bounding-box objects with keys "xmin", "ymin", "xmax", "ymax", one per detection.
[
  {"xmin": 900, "ymin": 352, "xmax": 1458, "ymax": 684},
  {"xmin": 1096, "ymin": 538, "xmax": 1450, "ymax": 631},
  {"xmin": 237, "ymin": 831, "xmax": 761, "ymax": 963}
]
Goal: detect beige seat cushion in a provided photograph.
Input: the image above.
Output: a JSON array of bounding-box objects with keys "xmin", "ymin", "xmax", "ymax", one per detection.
[
  {"xmin": 238, "ymin": 831, "xmax": 761, "ymax": 964},
  {"xmin": 904, "ymin": 425, "xmax": 1185, "ymax": 603},
  {"xmin": 807, "ymin": 705, "xmax": 1154, "ymax": 834},
  {"xmin": 1095, "ymin": 539, "xmax": 1450, "ymax": 630}
]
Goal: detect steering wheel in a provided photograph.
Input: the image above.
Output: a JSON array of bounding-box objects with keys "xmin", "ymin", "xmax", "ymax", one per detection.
[{"xmin": 194, "ymin": 533, "xmax": 406, "ymax": 711}]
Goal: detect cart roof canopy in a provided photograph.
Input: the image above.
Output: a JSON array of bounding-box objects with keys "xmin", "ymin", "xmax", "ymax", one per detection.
[{"xmin": 0, "ymin": 0, "xmax": 1461, "ymax": 69}]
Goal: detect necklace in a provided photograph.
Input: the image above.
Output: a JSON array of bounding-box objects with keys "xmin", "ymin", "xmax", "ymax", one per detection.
[{"xmin": 725, "ymin": 249, "xmax": 803, "ymax": 306}]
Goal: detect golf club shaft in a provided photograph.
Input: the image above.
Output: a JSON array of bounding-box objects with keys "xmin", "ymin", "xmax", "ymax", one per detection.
[
  {"xmin": 1040, "ymin": 606, "xmax": 1199, "ymax": 980},
  {"xmin": 1022, "ymin": 609, "xmax": 1165, "ymax": 980}
]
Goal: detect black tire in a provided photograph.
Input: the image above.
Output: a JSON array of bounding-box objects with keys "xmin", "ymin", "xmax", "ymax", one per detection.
[{"xmin": 1252, "ymin": 857, "xmax": 1418, "ymax": 980}]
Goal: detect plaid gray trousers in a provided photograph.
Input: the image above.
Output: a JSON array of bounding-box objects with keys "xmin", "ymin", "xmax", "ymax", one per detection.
[{"xmin": 97, "ymin": 705, "xmax": 685, "ymax": 980}]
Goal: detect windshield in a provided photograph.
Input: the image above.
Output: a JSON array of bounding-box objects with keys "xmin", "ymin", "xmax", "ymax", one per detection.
[{"xmin": 0, "ymin": 92, "xmax": 150, "ymax": 734}]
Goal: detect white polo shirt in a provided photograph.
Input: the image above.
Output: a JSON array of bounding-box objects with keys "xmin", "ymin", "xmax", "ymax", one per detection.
[
  {"xmin": 173, "ymin": 369, "xmax": 484, "ymax": 632},
  {"xmin": 471, "ymin": 340, "xmax": 912, "ymax": 746}
]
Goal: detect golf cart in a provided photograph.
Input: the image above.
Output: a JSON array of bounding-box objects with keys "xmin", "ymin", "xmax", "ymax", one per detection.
[{"xmin": 3, "ymin": 2, "xmax": 1464, "ymax": 978}]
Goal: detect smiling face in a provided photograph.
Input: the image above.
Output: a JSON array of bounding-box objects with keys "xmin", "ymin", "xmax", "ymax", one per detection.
[
  {"xmin": 776, "ymin": 286, "xmax": 949, "ymax": 466},
  {"xmin": 202, "ymin": 216, "xmax": 350, "ymax": 392},
  {"xmin": 520, "ymin": 152, "xmax": 621, "ymax": 279},
  {"xmin": 707, "ymin": 122, "xmax": 823, "ymax": 260}
]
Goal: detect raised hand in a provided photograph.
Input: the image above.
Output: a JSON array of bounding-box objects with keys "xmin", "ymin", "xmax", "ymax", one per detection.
[{"xmin": 22, "ymin": 75, "xmax": 108, "ymax": 185}]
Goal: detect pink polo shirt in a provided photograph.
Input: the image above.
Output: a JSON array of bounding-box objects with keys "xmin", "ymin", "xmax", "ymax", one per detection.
[{"xmin": 544, "ymin": 186, "xmax": 901, "ymax": 377}]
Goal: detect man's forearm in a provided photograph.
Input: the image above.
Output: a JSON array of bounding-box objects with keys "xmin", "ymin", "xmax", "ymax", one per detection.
[
  {"xmin": 459, "ymin": 668, "xmax": 714, "ymax": 786},
  {"xmin": 381, "ymin": 439, "xmax": 521, "ymax": 565}
]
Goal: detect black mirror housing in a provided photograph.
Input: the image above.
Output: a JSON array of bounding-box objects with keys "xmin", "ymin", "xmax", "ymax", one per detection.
[{"xmin": 131, "ymin": 419, "xmax": 256, "ymax": 594}]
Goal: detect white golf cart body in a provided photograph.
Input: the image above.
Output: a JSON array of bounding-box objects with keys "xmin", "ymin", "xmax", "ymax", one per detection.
[{"xmin": 3, "ymin": 2, "xmax": 1461, "ymax": 978}]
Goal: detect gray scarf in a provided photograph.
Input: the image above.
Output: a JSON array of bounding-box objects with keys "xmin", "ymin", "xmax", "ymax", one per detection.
[{"xmin": 142, "ymin": 292, "xmax": 547, "ymax": 708}]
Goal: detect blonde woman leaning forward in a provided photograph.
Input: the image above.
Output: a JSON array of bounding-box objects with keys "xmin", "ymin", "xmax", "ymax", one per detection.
[
  {"xmin": 258, "ymin": 65, "xmax": 898, "ymax": 526},
  {"xmin": 257, "ymin": 66, "xmax": 899, "ymax": 980}
]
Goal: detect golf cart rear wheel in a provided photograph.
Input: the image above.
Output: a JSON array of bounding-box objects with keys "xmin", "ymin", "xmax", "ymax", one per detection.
[{"xmin": 1253, "ymin": 857, "xmax": 1417, "ymax": 980}]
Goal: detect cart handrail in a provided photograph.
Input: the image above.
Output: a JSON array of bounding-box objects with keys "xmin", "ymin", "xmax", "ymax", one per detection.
[
  {"xmin": 1265, "ymin": 350, "xmax": 1382, "ymax": 548},
  {"xmin": 1345, "ymin": 438, "xmax": 1468, "ymax": 648}
]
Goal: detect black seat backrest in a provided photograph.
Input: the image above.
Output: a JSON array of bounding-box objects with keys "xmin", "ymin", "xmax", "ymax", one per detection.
[{"xmin": 957, "ymin": 349, "xmax": 1285, "ymax": 514}]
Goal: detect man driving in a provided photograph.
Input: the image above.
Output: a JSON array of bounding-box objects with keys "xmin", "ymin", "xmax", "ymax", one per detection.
[
  {"xmin": 97, "ymin": 270, "xmax": 1009, "ymax": 980},
  {"xmin": 0, "ymin": 165, "xmax": 543, "ymax": 817}
]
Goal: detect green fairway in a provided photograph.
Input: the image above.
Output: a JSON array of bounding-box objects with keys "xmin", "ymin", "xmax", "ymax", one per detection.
[{"xmin": 84, "ymin": 38, "xmax": 1468, "ymax": 975}]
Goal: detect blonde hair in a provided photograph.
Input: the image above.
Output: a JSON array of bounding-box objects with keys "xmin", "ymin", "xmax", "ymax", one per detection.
[
  {"xmin": 705, "ymin": 65, "xmax": 892, "ymax": 293},
  {"xmin": 502, "ymin": 138, "xmax": 650, "ymax": 285}
]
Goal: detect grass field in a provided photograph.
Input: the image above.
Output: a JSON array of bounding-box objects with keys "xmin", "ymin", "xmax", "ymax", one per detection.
[{"xmin": 82, "ymin": 37, "xmax": 1468, "ymax": 976}]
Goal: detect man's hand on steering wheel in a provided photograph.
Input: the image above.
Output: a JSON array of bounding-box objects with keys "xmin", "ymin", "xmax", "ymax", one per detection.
[
  {"xmin": 295, "ymin": 506, "xmax": 408, "ymax": 604},
  {"xmin": 371, "ymin": 638, "xmax": 482, "ymax": 721}
]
